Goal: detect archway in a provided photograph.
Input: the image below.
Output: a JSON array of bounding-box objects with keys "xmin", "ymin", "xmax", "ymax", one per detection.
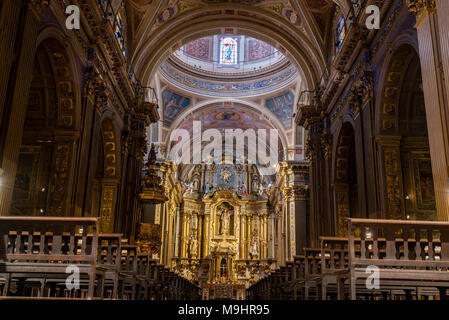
[
  {"xmin": 11, "ymin": 38, "xmax": 78, "ymax": 216},
  {"xmin": 376, "ymin": 44, "xmax": 436, "ymax": 220},
  {"xmin": 333, "ymin": 122, "xmax": 358, "ymax": 236},
  {"xmin": 131, "ymin": 6, "xmax": 323, "ymax": 91}
]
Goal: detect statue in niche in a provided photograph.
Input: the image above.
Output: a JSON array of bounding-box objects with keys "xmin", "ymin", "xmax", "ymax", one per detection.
[
  {"xmin": 249, "ymin": 229, "xmax": 259, "ymax": 258},
  {"xmin": 191, "ymin": 174, "xmax": 200, "ymax": 193},
  {"xmin": 251, "ymin": 175, "xmax": 260, "ymax": 194},
  {"xmin": 218, "ymin": 204, "xmax": 233, "ymax": 235},
  {"xmin": 189, "ymin": 234, "xmax": 198, "ymax": 258},
  {"xmin": 221, "ymin": 168, "xmax": 232, "ymax": 184}
]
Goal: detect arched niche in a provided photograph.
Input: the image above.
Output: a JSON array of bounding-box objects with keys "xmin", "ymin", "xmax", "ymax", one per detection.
[
  {"xmin": 333, "ymin": 121, "xmax": 358, "ymax": 236},
  {"xmin": 376, "ymin": 44, "xmax": 436, "ymax": 220},
  {"xmin": 11, "ymin": 37, "xmax": 78, "ymax": 217}
]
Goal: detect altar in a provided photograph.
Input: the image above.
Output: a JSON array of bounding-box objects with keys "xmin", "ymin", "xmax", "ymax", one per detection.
[{"xmin": 169, "ymin": 163, "xmax": 276, "ymax": 298}]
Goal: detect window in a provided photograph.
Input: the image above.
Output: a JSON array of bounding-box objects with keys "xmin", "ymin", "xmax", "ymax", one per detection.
[
  {"xmin": 219, "ymin": 37, "xmax": 238, "ymax": 65},
  {"xmin": 336, "ymin": 16, "xmax": 345, "ymax": 50},
  {"xmin": 114, "ymin": 13, "xmax": 125, "ymax": 56}
]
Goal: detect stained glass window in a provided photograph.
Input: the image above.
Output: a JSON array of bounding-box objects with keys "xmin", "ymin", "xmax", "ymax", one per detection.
[
  {"xmin": 219, "ymin": 37, "xmax": 238, "ymax": 65},
  {"xmin": 114, "ymin": 13, "xmax": 125, "ymax": 56},
  {"xmin": 336, "ymin": 16, "xmax": 345, "ymax": 50},
  {"xmin": 98, "ymin": 0, "xmax": 107, "ymax": 11}
]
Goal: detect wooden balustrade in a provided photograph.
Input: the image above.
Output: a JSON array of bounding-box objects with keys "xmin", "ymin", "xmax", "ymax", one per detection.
[
  {"xmin": 0, "ymin": 217, "xmax": 199, "ymax": 300},
  {"xmin": 247, "ymin": 218, "xmax": 449, "ymax": 301}
]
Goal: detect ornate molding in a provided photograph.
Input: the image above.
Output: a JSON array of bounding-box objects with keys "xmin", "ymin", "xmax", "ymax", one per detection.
[
  {"xmin": 408, "ymin": 0, "xmax": 437, "ymax": 17},
  {"xmin": 29, "ymin": 0, "xmax": 50, "ymax": 14},
  {"xmin": 291, "ymin": 185, "xmax": 309, "ymax": 201}
]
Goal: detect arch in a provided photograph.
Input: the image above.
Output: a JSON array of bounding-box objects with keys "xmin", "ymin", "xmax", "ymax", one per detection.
[
  {"xmin": 11, "ymin": 36, "xmax": 81, "ymax": 217},
  {"xmin": 164, "ymin": 99, "xmax": 289, "ymax": 156},
  {"xmin": 375, "ymin": 35, "xmax": 419, "ymax": 135},
  {"xmin": 36, "ymin": 28, "xmax": 81, "ymax": 131},
  {"xmin": 332, "ymin": 121, "xmax": 358, "ymax": 236},
  {"xmin": 375, "ymin": 43, "xmax": 436, "ymax": 220},
  {"xmin": 131, "ymin": 5, "xmax": 324, "ymax": 91}
]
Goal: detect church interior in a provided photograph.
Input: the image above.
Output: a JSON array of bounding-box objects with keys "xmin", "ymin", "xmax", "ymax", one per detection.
[{"xmin": 0, "ymin": 0, "xmax": 449, "ymax": 301}]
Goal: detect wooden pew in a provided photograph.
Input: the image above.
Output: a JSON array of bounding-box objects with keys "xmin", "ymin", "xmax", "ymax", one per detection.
[
  {"xmin": 320, "ymin": 237, "xmax": 350, "ymax": 300},
  {"xmin": 0, "ymin": 217, "xmax": 105, "ymax": 299},
  {"xmin": 303, "ymin": 248, "xmax": 322, "ymax": 299},
  {"xmin": 291, "ymin": 255, "xmax": 305, "ymax": 299},
  {"xmin": 346, "ymin": 218, "xmax": 449, "ymax": 300},
  {"xmin": 119, "ymin": 245, "xmax": 140, "ymax": 299},
  {"xmin": 96, "ymin": 233, "xmax": 123, "ymax": 299},
  {"xmin": 135, "ymin": 253, "xmax": 154, "ymax": 300}
]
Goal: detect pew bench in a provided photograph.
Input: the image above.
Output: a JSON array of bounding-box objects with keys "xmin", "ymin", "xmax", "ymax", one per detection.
[
  {"xmin": 0, "ymin": 217, "xmax": 105, "ymax": 299},
  {"xmin": 346, "ymin": 218, "xmax": 449, "ymax": 300}
]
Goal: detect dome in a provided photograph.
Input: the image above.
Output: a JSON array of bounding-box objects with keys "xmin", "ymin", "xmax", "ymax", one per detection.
[
  {"xmin": 160, "ymin": 35, "xmax": 298, "ymax": 97},
  {"xmin": 172, "ymin": 35, "xmax": 287, "ymax": 76}
]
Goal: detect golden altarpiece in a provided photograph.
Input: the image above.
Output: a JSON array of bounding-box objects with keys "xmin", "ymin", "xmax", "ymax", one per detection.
[{"xmin": 146, "ymin": 161, "xmax": 276, "ymax": 300}]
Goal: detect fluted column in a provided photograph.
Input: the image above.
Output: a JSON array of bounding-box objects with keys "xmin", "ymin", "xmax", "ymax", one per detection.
[
  {"xmin": 298, "ymin": 105, "xmax": 325, "ymax": 246},
  {"xmin": 241, "ymin": 213, "xmax": 247, "ymax": 259},
  {"xmin": 203, "ymin": 204, "xmax": 211, "ymax": 257},
  {"xmin": 410, "ymin": 0, "xmax": 449, "ymax": 220},
  {"xmin": 246, "ymin": 214, "xmax": 252, "ymax": 258},
  {"xmin": 197, "ymin": 212, "xmax": 203, "ymax": 258},
  {"xmin": 268, "ymin": 214, "xmax": 275, "ymax": 259},
  {"xmin": 174, "ymin": 208, "xmax": 181, "ymax": 257},
  {"xmin": 0, "ymin": 0, "xmax": 21, "ymax": 126},
  {"xmin": 0, "ymin": 3, "xmax": 43, "ymax": 214}
]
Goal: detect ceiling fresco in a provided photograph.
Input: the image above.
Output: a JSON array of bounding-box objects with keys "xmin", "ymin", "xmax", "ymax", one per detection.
[
  {"xmin": 162, "ymin": 88, "xmax": 192, "ymax": 127},
  {"xmin": 129, "ymin": 0, "xmax": 339, "ymax": 50},
  {"xmin": 265, "ymin": 91, "xmax": 294, "ymax": 129},
  {"xmin": 168, "ymin": 103, "xmax": 285, "ymax": 166},
  {"xmin": 160, "ymin": 63, "xmax": 297, "ymax": 97}
]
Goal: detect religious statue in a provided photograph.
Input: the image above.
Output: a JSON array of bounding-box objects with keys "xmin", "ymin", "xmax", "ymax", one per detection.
[
  {"xmin": 249, "ymin": 230, "xmax": 259, "ymax": 258},
  {"xmin": 221, "ymin": 168, "xmax": 232, "ymax": 184},
  {"xmin": 219, "ymin": 207, "xmax": 232, "ymax": 235},
  {"xmin": 251, "ymin": 175, "xmax": 260, "ymax": 194},
  {"xmin": 189, "ymin": 235, "xmax": 198, "ymax": 258},
  {"xmin": 192, "ymin": 177, "xmax": 200, "ymax": 192}
]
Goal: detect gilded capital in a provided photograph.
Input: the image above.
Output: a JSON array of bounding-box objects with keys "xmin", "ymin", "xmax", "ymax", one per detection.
[
  {"xmin": 408, "ymin": 0, "xmax": 436, "ymax": 17},
  {"xmin": 29, "ymin": 0, "xmax": 50, "ymax": 12}
]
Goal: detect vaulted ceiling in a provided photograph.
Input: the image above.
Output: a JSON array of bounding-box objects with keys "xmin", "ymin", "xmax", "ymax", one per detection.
[{"xmin": 127, "ymin": 0, "xmax": 349, "ymax": 88}]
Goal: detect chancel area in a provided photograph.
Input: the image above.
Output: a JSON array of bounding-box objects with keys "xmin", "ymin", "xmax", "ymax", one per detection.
[{"xmin": 1, "ymin": 0, "xmax": 449, "ymax": 301}]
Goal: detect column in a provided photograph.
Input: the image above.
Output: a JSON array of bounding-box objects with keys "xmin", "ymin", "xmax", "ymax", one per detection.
[
  {"xmin": 198, "ymin": 213, "xmax": 203, "ymax": 258},
  {"xmin": 268, "ymin": 214, "xmax": 275, "ymax": 259},
  {"xmin": 0, "ymin": 0, "xmax": 22, "ymax": 126},
  {"xmin": 241, "ymin": 212, "xmax": 247, "ymax": 259},
  {"xmin": 297, "ymin": 107, "xmax": 326, "ymax": 246},
  {"xmin": 246, "ymin": 214, "xmax": 251, "ymax": 258},
  {"xmin": 411, "ymin": 1, "xmax": 449, "ymax": 220},
  {"xmin": 291, "ymin": 185, "xmax": 309, "ymax": 255},
  {"xmin": 174, "ymin": 208, "xmax": 181, "ymax": 257},
  {"xmin": 203, "ymin": 204, "xmax": 211, "ymax": 257},
  {"xmin": 0, "ymin": 3, "xmax": 44, "ymax": 214}
]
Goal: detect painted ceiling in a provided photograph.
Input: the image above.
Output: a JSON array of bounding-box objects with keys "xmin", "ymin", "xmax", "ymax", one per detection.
[
  {"xmin": 129, "ymin": 0, "xmax": 340, "ymax": 48},
  {"xmin": 159, "ymin": 63, "xmax": 297, "ymax": 97}
]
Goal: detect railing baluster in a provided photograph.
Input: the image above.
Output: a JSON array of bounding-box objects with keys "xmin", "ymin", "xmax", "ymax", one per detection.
[
  {"xmin": 427, "ymin": 228, "xmax": 434, "ymax": 261},
  {"xmin": 415, "ymin": 229, "xmax": 422, "ymax": 261}
]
